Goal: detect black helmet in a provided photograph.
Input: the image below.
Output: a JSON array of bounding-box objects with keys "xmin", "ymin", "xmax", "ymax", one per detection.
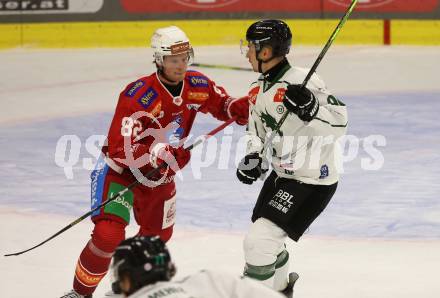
[
  {"xmin": 246, "ymin": 19, "xmax": 292, "ymax": 57},
  {"xmin": 111, "ymin": 236, "xmax": 176, "ymax": 295}
]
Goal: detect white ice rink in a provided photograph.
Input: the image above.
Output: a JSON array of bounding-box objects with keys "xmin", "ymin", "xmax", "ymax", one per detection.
[{"xmin": 1, "ymin": 46, "xmax": 440, "ymax": 297}]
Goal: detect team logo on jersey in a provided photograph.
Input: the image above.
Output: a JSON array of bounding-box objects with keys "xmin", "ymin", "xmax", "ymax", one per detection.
[
  {"xmin": 273, "ymin": 88, "xmax": 286, "ymax": 103},
  {"xmin": 173, "ymin": 96, "xmax": 183, "ymax": 106},
  {"xmin": 188, "ymin": 91, "xmax": 209, "ymax": 102},
  {"xmin": 259, "ymin": 110, "xmax": 283, "ymax": 136},
  {"xmin": 187, "ymin": 103, "xmax": 201, "ymax": 111},
  {"xmin": 248, "ymin": 86, "xmax": 260, "ymax": 105},
  {"xmin": 319, "ymin": 165, "xmax": 329, "ymax": 179},
  {"xmin": 125, "ymin": 80, "xmax": 144, "ymax": 97},
  {"xmin": 276, "ymin": 105, "xmax": 285, "ymax": 114},
  {"xmin": 188, "ymin": 75, "xmax": 209, "ymax": 87},
  {"xmin": 138, "ymin": 87, "xmax": 158, "ymax": 109},
  {"xmin": 329, "ymin": 0, "xmax": 394, "ymax": 8}
]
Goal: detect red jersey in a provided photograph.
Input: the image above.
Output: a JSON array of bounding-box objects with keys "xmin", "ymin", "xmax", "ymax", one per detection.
[{"xmin": 103, "ymin": 70, "xmax": 235, "ymax": 172}]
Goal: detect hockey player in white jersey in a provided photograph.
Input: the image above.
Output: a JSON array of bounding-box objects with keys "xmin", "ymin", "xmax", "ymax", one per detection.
[
  {"xmin": 110, "ymin": 235, "xmax": 286, "ymax": 298},
  {"xmin": 237, "ymin": 20, "xmax": 348, "ymax": 296}
]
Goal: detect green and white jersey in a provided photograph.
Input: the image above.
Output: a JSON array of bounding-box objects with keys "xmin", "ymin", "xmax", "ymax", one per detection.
[
  {"xmin": 246, "ymin": 63, "xmax": 348, "ymax": 185},
  {"xmin": 129, "ymin": 270, "xmax": 284, "ymax": 298}
]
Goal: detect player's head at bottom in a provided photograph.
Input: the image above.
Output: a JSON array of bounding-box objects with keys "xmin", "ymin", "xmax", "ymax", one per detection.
[{"xmin": 110, "ymin": 235, "xmax": 176, "ymax": 296}]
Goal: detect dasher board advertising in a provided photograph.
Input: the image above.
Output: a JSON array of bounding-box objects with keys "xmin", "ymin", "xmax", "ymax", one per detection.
[
  {"xmin": 120, "ymin": 0, "xmax": 439, "ymax": 13},
  {"xmin": 0, "ymin": 0, "xmax": 104, "ymax": 14}
]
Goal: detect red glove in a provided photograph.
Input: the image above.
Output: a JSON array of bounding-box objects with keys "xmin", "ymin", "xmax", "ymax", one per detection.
[
  {"xmin": 227, "ymin": 96, "xmax": 250, "ymax": 125},
  {"xmin": 150, "ymin": 143, "xmax": 191, "ymax": 175}
]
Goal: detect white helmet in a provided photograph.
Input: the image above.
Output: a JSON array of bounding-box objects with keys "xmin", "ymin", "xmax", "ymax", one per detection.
[{"xmin": 151, "ymin": 26, "xmax": 194, "ymax": 66}]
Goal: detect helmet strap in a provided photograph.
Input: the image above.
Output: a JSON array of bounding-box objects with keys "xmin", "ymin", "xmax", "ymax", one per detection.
[
  {"xmin": 255, "ymin": 49, "xmax": 276, "ymax": 73},
  {"xmin": 257, "ymin": 59, "xmax": 263, "ymax": 73}
]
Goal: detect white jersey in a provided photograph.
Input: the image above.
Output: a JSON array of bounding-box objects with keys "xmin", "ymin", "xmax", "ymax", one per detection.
[
  {"xmin": 246, "ymin": 64, "xmax": 348, "ymax": 185},
  {"xmin": 129, "ymin": 270, "xmax": 284, "ymax": 298}
]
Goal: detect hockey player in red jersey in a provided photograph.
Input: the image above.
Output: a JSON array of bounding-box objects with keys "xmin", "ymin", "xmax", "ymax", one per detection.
[{"xmin": 61, "ymin": 26, "xmax": 249, "ymax": 298}]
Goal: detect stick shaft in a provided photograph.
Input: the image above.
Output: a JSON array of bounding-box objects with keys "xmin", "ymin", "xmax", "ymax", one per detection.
[
  {"xmin": 262, "ymin": 0, "xmax": 358, "ymax": 153},
  {"xmin": 301, "ymin": 0, "xmax": 358, "ymax": 88}
]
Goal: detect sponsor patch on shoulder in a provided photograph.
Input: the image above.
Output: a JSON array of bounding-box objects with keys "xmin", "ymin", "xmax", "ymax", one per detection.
[
  {"xmin": 138, "ymin": 87, "xmax": 158, "ymax": 109},
  {"xmin": 125, "ymin": 80, "xmax": 144, "ymax": 97},
  {"xmin": 188, "ymin": 75, "xmax": 209, "ymax": 87}
]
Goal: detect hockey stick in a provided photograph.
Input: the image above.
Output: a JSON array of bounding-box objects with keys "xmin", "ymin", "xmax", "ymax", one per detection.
[
  {"xmin": 261, "ymin": 0, "xmax": 358, "ymax": 153},
  {"xmin": 4, "ymin": 117, "xmax": 237, "ymax": 257},
  {"xmin": 192, "ymin": 63, "xmax": 253, "ymax": 72}
]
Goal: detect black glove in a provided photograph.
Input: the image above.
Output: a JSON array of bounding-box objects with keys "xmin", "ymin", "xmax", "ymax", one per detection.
[
  {"xmin": 283, "ymin": 84, "xmax": 319, "ymax": 122},
  {"xmin": 236, "ymin": 152, "xmax": 267, "ymax": 185}
]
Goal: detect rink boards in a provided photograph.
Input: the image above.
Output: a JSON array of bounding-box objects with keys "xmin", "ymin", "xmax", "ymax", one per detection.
[{"xmin": 1, "ymin": 19, "xmax": 440, "ymax": 48}]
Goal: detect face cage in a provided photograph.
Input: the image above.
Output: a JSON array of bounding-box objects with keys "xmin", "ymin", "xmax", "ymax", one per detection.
[{"xmin": 154, "ymin": 48, "xmax": 195, "ymax": 66}]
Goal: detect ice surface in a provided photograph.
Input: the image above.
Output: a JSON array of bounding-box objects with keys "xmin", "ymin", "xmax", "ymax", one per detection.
[{"xmin": 0, "ymin": 46, "xmax": 439, "ymax": 297}]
